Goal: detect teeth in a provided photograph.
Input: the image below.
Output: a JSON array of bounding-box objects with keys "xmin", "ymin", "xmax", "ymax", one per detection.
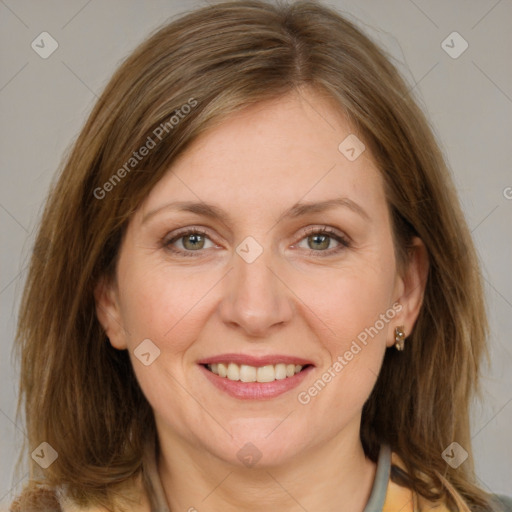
[
  {"xmin": 218, "ymin": 363, "xmax": 227, "ymax": 377},
  {"xmin": 240, "ymin": 364, "xmax": 257, "ymax": 382},
  {"xmin": 275, "ymin": 363, "xmax": 287, "ymax": 380},
  {"xmin": 257, "ymin": 365, "xmax": 275, "ymax": 383},
  {"xmin": 207, "ymin": 362, "xmax": 304, "ymax": 382},
  {"xmin": 227, "ymin": 363, "xmax": 240, "ymax": 381}
]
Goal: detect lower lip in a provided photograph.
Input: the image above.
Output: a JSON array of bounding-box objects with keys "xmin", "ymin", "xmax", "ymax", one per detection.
[{"xmin": 199, "ymin": 364, "xmax": 314, "ymax": 400}]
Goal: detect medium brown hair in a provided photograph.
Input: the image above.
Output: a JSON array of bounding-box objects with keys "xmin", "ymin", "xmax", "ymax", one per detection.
[{"xmin": 13, "ymin": 0, "xmax": 495, "ymax": 510}]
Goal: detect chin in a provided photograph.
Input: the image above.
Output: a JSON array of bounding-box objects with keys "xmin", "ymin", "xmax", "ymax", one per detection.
[{"xmin": 217, "ymin": 420, "xmax": 308, "ymax": 468}]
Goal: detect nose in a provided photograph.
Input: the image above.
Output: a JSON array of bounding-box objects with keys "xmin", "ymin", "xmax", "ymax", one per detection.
[{"xmin": 218, "ymin": 245, "xmax": 294, "ymax": 338}]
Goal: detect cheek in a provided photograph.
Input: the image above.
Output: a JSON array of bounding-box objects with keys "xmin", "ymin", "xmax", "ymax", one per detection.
[
  {"xmin": 293, "ymin": 249, "xmax": 396, "ymax": 401},
  {"xmin": 295, "ymin": 278, "xmax": 392, "ymax": 422},
  {"xmin": 302, "ymin": 261, "xmax": 396, "ymax": 348},
  {"xmin": 117, "ymin": 259, "xmax": 218, "ymax": 355},
  {"xmin": 116, "ymin": 264, "xmax": 208, "ymax": 414}
]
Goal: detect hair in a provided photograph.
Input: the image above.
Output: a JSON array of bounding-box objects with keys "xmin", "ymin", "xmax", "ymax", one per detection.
[{"xmin": 11, "ymin": 0, "xmax": 497, "ymax": 510}]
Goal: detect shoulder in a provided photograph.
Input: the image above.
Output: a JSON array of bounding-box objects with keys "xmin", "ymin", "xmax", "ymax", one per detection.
[
  {"xmin": 58, "ymin": 477, "xmax": 151, "ymax": 512},
  {"xmin": 385, "ymin": 452, "xmax": 512, "ymax": 512},
  {"xmin": 9, "ymin": 475, "xmax": 151, "ymax": 512},
  {"xmin": 8, "ymin": 487, "xmax": 62, "ymax": 512},
  {"xmin": 57, "ymin": 497, "xmax": 108, "ymax": 512},
  {"xmin": 383, "ymin": 452, "xmax": 452, "ymax": 512},
  {"xmin": 492, "ymin": 494, "xmax": 512, "ymax": 512}
]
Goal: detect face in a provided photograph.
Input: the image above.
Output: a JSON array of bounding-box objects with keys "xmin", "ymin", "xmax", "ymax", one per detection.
[{"xmin": 96, "ymin": 87, "xmax": 426, "ymax": 468}]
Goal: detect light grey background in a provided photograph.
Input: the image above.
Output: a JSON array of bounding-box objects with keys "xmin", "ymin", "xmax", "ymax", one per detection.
[{"xmin": 1, "ymin": 0, "xmax": 511, "ymax": 505}]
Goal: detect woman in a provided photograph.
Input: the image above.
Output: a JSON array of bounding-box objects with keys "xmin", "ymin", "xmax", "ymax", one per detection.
[{"xmin": 10, "ymin": 1, "xmax": 511, "ymax": 511}]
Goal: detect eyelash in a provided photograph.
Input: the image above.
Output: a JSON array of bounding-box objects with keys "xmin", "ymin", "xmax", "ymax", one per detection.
[{"xmin": 162, "ymin": 225, "xmax": 351, "ymax": 258}]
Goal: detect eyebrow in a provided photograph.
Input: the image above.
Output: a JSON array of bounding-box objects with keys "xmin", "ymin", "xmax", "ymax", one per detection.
[{"xmin": 142, "ymin": 197, "xmax": 370, "ymax": 225}]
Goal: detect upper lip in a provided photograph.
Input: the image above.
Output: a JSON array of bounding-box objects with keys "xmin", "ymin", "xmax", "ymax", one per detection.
[{"xmin": 197, "ymin": 353, "xmax": 315, "ymax": 367}]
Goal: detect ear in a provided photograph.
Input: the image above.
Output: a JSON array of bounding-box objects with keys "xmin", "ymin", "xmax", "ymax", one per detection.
[
  {"xmin": 94, "ymin": 276, "xmax": 128, "ymax": 350},
  {"xmin": 387, "ymin": 237, "xmax": 429, "ymax": 347}
]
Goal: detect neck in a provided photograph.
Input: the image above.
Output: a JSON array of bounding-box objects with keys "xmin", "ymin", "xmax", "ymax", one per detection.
[{"xmin": 156, "ymin": 421, "xmax": 377, "ymax": 512}]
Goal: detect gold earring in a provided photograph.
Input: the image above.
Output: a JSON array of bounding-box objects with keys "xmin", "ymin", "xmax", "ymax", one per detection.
[{"xmin": 394, "ymin": 326, "xmax": 406, "ymax": 351}]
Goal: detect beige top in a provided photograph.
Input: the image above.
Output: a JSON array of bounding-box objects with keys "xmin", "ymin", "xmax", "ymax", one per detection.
[
  {"xmin": 139, "ymin": 440, "xmax": 390, "ymax": 512},
  {"xmin": 135, "ymin": 440, "xmax": 453, "ymax": 512},
  {"xmin": 8, "ymin": 440, "xmax": 453, "ymax": 512}
]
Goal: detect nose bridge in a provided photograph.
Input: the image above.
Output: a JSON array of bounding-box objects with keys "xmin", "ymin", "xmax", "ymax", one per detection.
[{"xmin": 219, "ymin": 236, "xmax": 293, "ymax": 335}]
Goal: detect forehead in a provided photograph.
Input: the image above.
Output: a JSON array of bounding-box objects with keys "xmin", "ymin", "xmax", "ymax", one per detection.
[{"xmin": 138, "ymin": 89, "xmax": 387, "ymax": 224}]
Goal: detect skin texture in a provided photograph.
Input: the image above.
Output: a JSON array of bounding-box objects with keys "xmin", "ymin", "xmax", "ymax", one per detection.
[{"xmin": 96, "ymin": 87, "xmax": 429, "ymax": 512}]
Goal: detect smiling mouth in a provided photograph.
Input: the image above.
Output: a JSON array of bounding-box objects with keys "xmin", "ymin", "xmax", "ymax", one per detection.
[{"xmin": 203, "ymin": 362, "xmax": 312, "ymax": 383}]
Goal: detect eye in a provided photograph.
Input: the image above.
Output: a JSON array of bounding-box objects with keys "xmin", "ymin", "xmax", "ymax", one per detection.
[
  {"xmin": 163, "ymin": 228, "xmax": 216, "ymax": 256},
  {"xmin": 295, "ymin": 226, "xmax": 350, "ymax": 256},
  {"xmin": 163, "ymin": 225, "xmax": 350, "ymax": 258}
]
